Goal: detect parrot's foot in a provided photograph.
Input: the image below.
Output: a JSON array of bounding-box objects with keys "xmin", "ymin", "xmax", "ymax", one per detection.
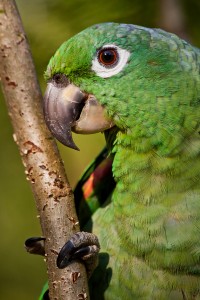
[
  {"xmin": 57, "ymin": 231, "xmax": 100, "ymax": 278},
  {"xmin": 25, "ymin": 237, "xmax": 45, "ymax": 256}
]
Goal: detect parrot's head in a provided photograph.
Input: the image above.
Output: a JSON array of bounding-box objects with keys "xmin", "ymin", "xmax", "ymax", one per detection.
[{"xmin": 44, "ymin": 23, "xmax": 199, "ymax": 153}]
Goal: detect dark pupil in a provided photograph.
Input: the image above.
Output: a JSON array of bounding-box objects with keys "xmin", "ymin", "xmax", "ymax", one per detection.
[{"xmin": 101, "ymin": 50, "xmax": 115, "ymax": 63}]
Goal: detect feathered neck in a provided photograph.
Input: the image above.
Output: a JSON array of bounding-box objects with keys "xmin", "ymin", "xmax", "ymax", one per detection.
[{"xmin": 106, "ymin": 129, "xmax": 200, "ymax": 206}]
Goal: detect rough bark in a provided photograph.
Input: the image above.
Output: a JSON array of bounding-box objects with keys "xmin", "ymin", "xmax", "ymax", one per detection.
[{"xmin": 0, "ymin": 0, "xmax": 89, "ymax": 299}]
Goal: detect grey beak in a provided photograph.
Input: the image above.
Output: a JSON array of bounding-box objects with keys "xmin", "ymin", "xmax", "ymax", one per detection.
[{"xmin": 43, "ymin": 82, "xmax": 86, "ymax": 150}]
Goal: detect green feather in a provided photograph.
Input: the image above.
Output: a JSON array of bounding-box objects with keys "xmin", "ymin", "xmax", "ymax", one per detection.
[{"xmin": 44, "ymin": 23, "xmax": 200, "ymax": 299}]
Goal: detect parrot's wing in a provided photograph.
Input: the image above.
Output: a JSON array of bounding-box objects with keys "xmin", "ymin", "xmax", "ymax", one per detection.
[
  {"xmin": 74, "ymin": 147, "xmax": 115, "ymax": 229},
  {"xmin": 38, "ymin": 281, "xmax": 48, "ymax": 300}
]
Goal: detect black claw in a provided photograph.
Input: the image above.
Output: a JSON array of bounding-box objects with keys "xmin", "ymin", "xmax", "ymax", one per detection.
[
  {"xmin": 57, "ymin": 232, "xmax": 100, "ymax": 277},
  {"xmin": 57, "ymin": 240, "xmax": 75, "ymax": 268},
  {"xmin": 70, "ymin": 245, "xmax": 97, "ymax": 261},
  {"xmin": 25, "ymin": 237, "xmax": 46, "ymax": 256}
]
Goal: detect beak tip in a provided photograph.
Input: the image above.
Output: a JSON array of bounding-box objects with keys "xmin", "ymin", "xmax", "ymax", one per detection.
[
  {"xmin": 57, "ymin": 132, "xmax": 80, "ymax": 151},
  {"xmin": 67, "ymin": 142, "xmax": 80, "ymax": 151}
]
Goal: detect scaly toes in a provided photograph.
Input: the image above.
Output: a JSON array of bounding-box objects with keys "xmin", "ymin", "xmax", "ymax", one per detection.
[{"xmin": 57, "ymin": 231, "xmax": 100, "ymax": 277}]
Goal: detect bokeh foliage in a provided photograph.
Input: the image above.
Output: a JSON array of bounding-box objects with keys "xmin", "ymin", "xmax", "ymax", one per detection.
[{"xmin": 0, "ymin": 0, "xmax": 199, "ymax": 299}]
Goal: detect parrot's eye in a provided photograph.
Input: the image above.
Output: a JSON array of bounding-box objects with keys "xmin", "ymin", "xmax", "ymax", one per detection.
[
  {"xmin": 98, "ymin": 48, "xmax": 119, "ymax": 67},
  {"xmin": 52, "ymin": 73, "xmax": 69, "ymax": 87},
  {"xmin": 92, "ymin": 44, "xmax": 130, "ymax": 78}
]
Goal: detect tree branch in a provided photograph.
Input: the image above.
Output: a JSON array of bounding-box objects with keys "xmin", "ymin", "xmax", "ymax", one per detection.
[
  {"xmin": 0, "ymin": 0, "xmax": 89, "ymax": 299},
  {"xmin": 158, "ymin": 0, "xmax": 189, "ymax": 41}
]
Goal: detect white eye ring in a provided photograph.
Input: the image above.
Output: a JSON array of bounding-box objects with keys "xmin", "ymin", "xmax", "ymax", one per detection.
[{"xmin": 91, "ymin": 44, "xmax": 130, "ymax": 78}]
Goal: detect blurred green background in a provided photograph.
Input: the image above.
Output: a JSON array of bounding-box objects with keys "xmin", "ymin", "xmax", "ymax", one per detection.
[{"xmin": 0, "ymin": 0, "xmax": 200, "ymax": 299}]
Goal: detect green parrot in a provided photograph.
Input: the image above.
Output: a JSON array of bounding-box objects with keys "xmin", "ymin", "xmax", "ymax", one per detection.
[{"xmin": 31, "ymin": 23, "xmax": 200, "ymax": 299}]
